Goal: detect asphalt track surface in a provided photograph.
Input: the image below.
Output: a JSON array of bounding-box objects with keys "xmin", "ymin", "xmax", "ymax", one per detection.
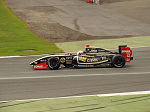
[
  {"xmin": 0, "ymin": 47, "xmax": 150, "ymax": 101},
  {"xmin": 5, "ymin": 0, "xmax": 150, "ymax": 42}
]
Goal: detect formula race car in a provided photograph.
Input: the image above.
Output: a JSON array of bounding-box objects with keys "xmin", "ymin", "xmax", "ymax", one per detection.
[{"xmin": 30, "ymin": 45, "xmax": 133, "ymax": 70}]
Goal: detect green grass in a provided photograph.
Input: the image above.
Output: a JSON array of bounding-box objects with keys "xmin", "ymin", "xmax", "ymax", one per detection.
[
  {"xmin": 56, "ymin": 36, "xmax": 150, "ymax": 52},
  {"xmin": 1, "ymin": 94, "xmax": 150, "ymax": 112},
  {"xmin": 0, "ymin": 0, "xmax": 62, "ymax": 56}
]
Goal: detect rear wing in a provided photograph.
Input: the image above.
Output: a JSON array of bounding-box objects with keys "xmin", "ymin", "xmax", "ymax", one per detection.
[{"xmin": 119, "ymin": 45, "xmax": 133, "ymax": 63}]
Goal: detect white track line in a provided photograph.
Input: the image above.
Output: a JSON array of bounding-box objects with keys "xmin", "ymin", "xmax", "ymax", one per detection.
[
  {"xmin": 97, "ymin": 91, "xmax": 150, "ymax": 97},
  {"xmin": 1, "ymin": 90, "xmax": 150, "ymax": 103},
  {"xmin": 0, "ymin": 55, "xmax": 46, "ymax": 59},
  {"xmin": 0, "ymin": 72, "xmax": 150, "ymax": 80},
  {"xmin": 0, "ymin": 56, "xmax": 24, "ymax": 58}
]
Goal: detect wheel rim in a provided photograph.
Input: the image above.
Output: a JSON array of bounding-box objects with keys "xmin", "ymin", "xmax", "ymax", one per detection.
[
  {"xmin": 50, "ymin": 58, "xmax": 59, "ymax": 68},
  {"xmin": 114, "ymin": 57, "xmax": 124, "ymax": 67}
]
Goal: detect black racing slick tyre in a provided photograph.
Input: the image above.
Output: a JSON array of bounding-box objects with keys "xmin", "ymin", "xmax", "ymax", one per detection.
[
  {"xmin": 111, "ymin": 55, "xmax": 126, "ymax": 68},
  {"xmin": 47, "ymin": 57, "xmax": 60, "ymax": 70}
]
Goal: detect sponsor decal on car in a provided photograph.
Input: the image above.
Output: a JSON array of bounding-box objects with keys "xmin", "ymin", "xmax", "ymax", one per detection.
[
  {"xmin": 121, "ymin": 47, "xmax": 132, "ymax": 62},
  {"xmin": 60, "ymin": 57, "xmax": 66, "ymax": 63},
  {"xmin": 33, "ymin": 62, "xmax": 47, "ymax": 69},
  {"xmin": 66, "ymin": 60, "xmax": 72, "ymax": 64},
  {"xmin": 87, "ymin": 58, "xmax": 98, "ymax": 62},
  {"xmin": 102, "ymin": 57, "xmax": 107, "ymax": 60},
  {"xmin": 66, "ymin": 57, "xmax": 72, "ymax": 60},
  {"xmin": 79, "ymin": 57, "xmax": 87, "ymax": 62}
]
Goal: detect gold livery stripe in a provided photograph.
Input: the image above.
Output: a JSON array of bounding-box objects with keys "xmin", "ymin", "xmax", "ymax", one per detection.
[{"xmin": 77, "ymin": 56, "xmax": 108, "ymax": 65}]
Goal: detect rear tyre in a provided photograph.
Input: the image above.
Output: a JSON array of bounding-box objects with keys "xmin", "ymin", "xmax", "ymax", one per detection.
[
  {"xmin": 111, "ymin": 55, "xmax": 126, "ymax": 68},
  {"xmin": 47, "ymin": 57, "xmax": 60, "ymax": 70}
]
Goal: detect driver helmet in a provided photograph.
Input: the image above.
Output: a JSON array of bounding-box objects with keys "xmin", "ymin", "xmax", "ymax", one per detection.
[{"xmin": 77, "ymin": 51, "xmax": 84, "ymax": 55}]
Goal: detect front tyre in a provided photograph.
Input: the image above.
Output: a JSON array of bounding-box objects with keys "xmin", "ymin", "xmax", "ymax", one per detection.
[
  {"xmin": 47, "ymin": 57, "xmax": 60, "ymax": 70},
  {"xmin": 111, "ymin": 55, "xmax": 126, "ymax": 68}
]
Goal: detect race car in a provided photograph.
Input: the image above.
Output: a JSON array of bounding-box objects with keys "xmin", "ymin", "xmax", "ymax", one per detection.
[{"xmin": 30, "ymin": 45, "xmax": 133, "ymax": 70}]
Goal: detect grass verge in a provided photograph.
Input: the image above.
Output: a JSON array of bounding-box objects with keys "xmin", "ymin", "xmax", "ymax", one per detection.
[
  {"xmin": 0, "ymin": 94, "xmax": 150, "ymax": 112},
  {"xmin": 56, "ymin": 36, "xmax": 150, "ymax": 52},
  {"xmin": 0, "ymin": 0, "xmax": 62, "ymax": 56}
]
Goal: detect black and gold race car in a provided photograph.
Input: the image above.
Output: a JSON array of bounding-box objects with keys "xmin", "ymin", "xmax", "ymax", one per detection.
[{"xmin": 30, "ymin": 45, "xmax": 133, "ymax": 70}]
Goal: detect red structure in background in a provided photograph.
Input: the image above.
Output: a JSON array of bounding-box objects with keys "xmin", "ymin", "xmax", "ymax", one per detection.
[
  {"xmin": 84, "ymin": 0, "xmax": 93, "ymax": 3},
  {"xmin": 84, "ymin": 0, "xmax": 100, "ymax": 4},
  {"xmin": 85, "ymin": 44, "xmax": 90, "ymax": 47}
]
